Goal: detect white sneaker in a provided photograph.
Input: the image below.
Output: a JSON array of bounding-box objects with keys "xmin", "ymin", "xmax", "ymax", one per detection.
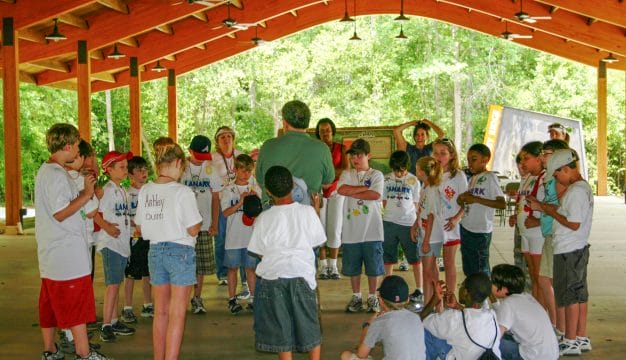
[
  {"xmin": 559, "ymin": 338, "xmax": 581, "ymax": 356},
  {"xmin": 576, "ymin": 336, "xmax": 592, "ymax": 352}
]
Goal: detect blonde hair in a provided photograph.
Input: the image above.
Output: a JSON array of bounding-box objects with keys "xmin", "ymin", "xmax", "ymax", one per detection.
[
  {"xmin": 433, "ymin": 139, "xmax": 460, "ymax": 178},
  {"xmin": 234, "ymin": 153, "xmax": 255, "ymax": 171},
  {"xmin": 382, "ymin": 299, "xmax": 405, "ymax": 311},
  {"xmin": 416, "ymin": 156, "xmax": 442, "ymax": 186},
  {"xmin": 46, "ymin": 123, "xmax": 80, "ymax": 153},
  {"xmin": 153, "ymin": 137, "xmax": 186, "ymax": 173}
]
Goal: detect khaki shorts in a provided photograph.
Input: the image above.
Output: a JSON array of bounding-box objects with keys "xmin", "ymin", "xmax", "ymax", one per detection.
[{"xmin": 539, "ymin": 235, "xmax": 554, "ymax": 278}]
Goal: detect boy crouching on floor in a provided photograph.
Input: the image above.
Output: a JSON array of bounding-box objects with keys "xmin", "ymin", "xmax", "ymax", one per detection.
[{"xmin": 247, "ymin": 165, "xmax": 326, "ymax": 359}]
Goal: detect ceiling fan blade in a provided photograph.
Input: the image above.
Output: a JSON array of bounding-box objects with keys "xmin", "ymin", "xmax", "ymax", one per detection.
[
  {"xmin": 522, "ymin": 18, "xmax": 537, "ymax": 24},
  {"xmin": 512, "ymin": 34, "xmax": 533, "ymax": 39},
  {"xmin": 531, "ymin": 16, "xmax": 552, "ymax": 20},
  {"xmin": 211, "ymin": 24, "xmax": 224, "ymax": 30}
]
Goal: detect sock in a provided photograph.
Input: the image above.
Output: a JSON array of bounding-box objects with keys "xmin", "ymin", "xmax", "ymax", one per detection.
[
  {"xmin": 123, "ymin": 306, "xmax": 132, "ymax": 311},
  {"xmin": 353, "ymin": 292, "xmax": 362, "ymax": 299},
  {"xmin": 329, "ymin": 258, "xmax": 338, "ymax": 269},
  {"xmin": 102, "ymin": 323, "xmax": 111, "ymax": 330},
  {"xmin": 576, "ymin": 336, "xmax": 588, "ymax": 341},
  {"xmin": 368, "ymin": 293, "xmax": 376, "ymax": 299},
  {"xmin": 249, "ymin": 296, "xmax": 254, "ymax": 303},
  {"xmin": 63, "ymin": 329, "xmax": 74, "ymax": 342},
  {"xmin": 319, "ymin": 259, "xmax": 328, "ymax": 269},
  {"xmin": 111, "ymin": 318, "xmax": 118, "ymax": 325},
  {"xmin": 144, "ymin": 303, "xmax": 153, "ymax": 308},
  {"xmin": 417, "ymin": 287, "xmax": 423, "ymax": 293},
  {"xmin": 229, "ymin": 296, "xmax": 237, "ymax": 302}
]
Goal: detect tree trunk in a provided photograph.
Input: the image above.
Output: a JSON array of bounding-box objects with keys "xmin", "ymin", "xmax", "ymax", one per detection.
[
  {"xmin": 452, "ymin": 28, "xmax": 462, "ymax": 151},
  {"xmin": 105, "ymin": 90, "xmax": 115, "ymax": 151}
]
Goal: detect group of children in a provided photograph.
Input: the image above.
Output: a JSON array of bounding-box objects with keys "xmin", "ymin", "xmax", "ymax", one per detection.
[{"xmin": 35, "ymin": 119, "xmax": 593, "ymax": 359}]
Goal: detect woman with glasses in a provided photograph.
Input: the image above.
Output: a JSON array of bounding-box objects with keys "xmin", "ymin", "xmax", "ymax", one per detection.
[{"xmin": 393, "ymin": 119, "xmax": 445, "ymax": 175}]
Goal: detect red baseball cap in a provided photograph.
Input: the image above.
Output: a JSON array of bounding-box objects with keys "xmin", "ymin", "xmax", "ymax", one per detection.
[{"xmin": 102, "ymin": 151, "xmax": 133, "ymax": 170}]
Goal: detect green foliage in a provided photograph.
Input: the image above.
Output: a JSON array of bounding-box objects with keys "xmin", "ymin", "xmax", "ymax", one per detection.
[{"xmin": 2, "ymin": 15, "xmax": 626, "ymax": 205}]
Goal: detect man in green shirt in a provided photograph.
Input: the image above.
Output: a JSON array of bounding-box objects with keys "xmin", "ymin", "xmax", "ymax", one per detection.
[{"xmin": 256, "ymin": 100, "xmax": 335, "ymax": 204}]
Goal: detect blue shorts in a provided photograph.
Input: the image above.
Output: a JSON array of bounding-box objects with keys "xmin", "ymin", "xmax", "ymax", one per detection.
[
  {"xmin": 254, "ymin": 277, "xmax": 321, "ymax": 353},
  {"xmin": 224, "ymin": 248, "xmax": 258, "ymax": 269},
  {"xmin": 383, "ymin": 221, "xmax": 420, "ymax": 264},
  {"xmin": 101, "ymin": 248, "xmax": 128, "ymax": 286},
  {"xmin": 148, "ymin": 242, "xmax": 196, "ymax": 286},
  {"xmin": 418, "ymin": 241, "xmax": 444, "ymax": 258},
  {"xmin": 341, "ymin": 242, "xmax": 384, "ymax": 277}
]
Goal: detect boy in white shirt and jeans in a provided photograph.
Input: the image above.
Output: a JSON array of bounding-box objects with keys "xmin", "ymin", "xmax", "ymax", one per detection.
[
  {"xmin": 338, "ymin": 139, "xmax": 385, "ymax": 313},
  {"xmin": 248, "ymin": 165, "xmax": 326, "ymax": 359}
]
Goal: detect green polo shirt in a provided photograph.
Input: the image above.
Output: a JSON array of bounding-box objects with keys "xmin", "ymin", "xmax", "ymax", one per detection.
[{"xmin": 256, "ymin": 131, "xmax": 335, "ymax": 201}]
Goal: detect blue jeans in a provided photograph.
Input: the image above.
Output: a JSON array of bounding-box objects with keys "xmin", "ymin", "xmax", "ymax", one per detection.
[
  {"xmin": 460, "ymin": 225, "xmax": 492, "ymax": 277},
  {"xmin": 499, "ymin": 334, "xmax": 523, "ymax": 360},
  {"xmin": 424, "ymin": 329, "xmax": 452, "ymax": 360},
  {"xmin": 215, "ymin": 211, "xmax": 228, "ymax": 279}
]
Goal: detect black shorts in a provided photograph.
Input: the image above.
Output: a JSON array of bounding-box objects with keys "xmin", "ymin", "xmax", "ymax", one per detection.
[
  {"xmin": 554, "ymin": 245, "xmax": 589, "ymax": 307},
  {"xmin": 125, "ymin": 237, "xmax": 150, "ymax": 280}
]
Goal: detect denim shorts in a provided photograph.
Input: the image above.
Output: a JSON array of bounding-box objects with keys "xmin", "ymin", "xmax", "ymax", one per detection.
[
  {"xmin": 148, "ymin": 242, "xmax": 197, "ymax": 286},
  {"xmin": 254, "ymin": 277, "xmax": 321, "ymax": 353},
  {"xmin": 224, "ymin": 248, "xmax": 258, "ymax": 269},
  {"xmin": 101, "ymin": 247, "xmax": 128, "ymax": 286},
  {"xmin": 342, "ymin": 241, "xmax": 385, "ymax": 277},
  {"xmin": 383, "ymin": 221, "xmax": 420, "ymax": 264}
]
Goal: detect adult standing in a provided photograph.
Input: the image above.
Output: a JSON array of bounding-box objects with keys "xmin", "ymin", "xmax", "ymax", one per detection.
[
  {"xmin": 548, "ymin": 123, "xmax": 570, "ymax": 143},
  {"xmin": 393, "ymin": 119, "xmax": 445, "ymax": 175},
  {"xmin": 256, "ymin": 100, "xmax": 335, "ymax": 204},
  {"xmin": 211, "ymin": 126, "xmax": 244, "ymax": 286},
  {"xmin": 315, "ymin": 118, "xmax": 348, "ymax": 280}
]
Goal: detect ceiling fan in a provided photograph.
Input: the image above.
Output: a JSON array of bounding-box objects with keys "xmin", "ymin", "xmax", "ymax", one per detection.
[
  {"xmin": 212, "ymin": 1, "xmax": 255, "ymax": 30},
  {"xmin": 514, "ymin": 0, "xmax": 551, "ymax": 23},
  {"xmin": 500, "ymin": 21, "xmax": 532, "ymax": 40}
]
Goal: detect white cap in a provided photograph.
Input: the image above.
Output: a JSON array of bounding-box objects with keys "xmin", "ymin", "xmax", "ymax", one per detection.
[{"xmin": 546, "ymin": 149, "xmax": 578, "ymax": 181}]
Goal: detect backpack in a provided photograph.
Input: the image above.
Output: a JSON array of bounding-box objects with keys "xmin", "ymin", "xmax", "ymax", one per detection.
[{"xmin": 461, "ymin": 309, "xmax": 500, "ymax": 360}]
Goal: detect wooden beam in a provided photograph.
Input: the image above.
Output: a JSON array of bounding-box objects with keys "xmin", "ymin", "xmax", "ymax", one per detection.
[
  {"xmin": 30, "ymin": 59, "xmax": 70, "ymax": 73},
  {"xmin": 129, "ymin": 57, "xmax": 142, "ymax": 156},
  {"xmin": 167, "ymin": 69, "xmax": 178, "ymax": 142},
  {"xmin": 191, "ymin": 11, "xmax": 209, "ymax": 22},
  {"xmin": 2, "ymin": 17, "xmax": 23, "ymax": 232},
  {"xmin": 91, "ymin": 72, "xmax": 116, "ymax": 83},
  {"xmin": 77, "ymin": 40, "xmax": 92, "ymax": 142},
  {"xmin": 19, "ymin": 71, "xmax": 37, "ymax": 84},
  {"xmin": 163, "ymin": 54, "xmax": 177, "ymax": 61},
  {"xmin": 90, "ymin": 49, "xmax": 104, "ymax": 60},
  {"xmin": 1, "ymin": 0, "xmax": 97, "ymax": 30},
  {"xmin": 536, "ymin": 0, "xmax": 626, "ymax": 28},
  {"xmin": 195, "ymin": 43, "xmax": 207, "ymax": 50},
  {"xmin": 17, "ymin": 28, "xmax": 46, "ymax": 44},
  {"xmin": 118, "ymin": 37, "xmax": 139, "ymax": 48},
  {"xmin": 58, "ymin": 13, "xmax": 89, "ymax": 29},
  {"xmin": 156, "ymin": 24, "xmax": 174, "ymax": 35},
  {"xmin": 597, "ymin": 61, "xmax": 608, "ymax": 195},
  {"xmin": 96, "ymin": 0, "xmax": 128, "ymax": 14}
]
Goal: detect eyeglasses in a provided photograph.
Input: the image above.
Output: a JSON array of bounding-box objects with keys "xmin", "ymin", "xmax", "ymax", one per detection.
[{"xmin": 540, "ymin": 150, "xmax": 553, "ymax": 156}]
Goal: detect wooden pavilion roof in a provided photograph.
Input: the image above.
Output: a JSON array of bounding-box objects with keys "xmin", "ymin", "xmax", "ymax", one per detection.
[{"xmin": 1, "ymin": 0, "xmax": 625, "ymax": 93}]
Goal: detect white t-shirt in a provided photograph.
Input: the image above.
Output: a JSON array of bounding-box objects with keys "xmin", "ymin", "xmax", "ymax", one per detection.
[
  {"xmin": 553, "ymin": 180, "xmax": 593, "ymax": 254},
  {"xmin": 460, "ymin": 171, "xmax": 504, "ymax": 233},
  {"xmin": 127, "ymin": 185, "xmax": 141, "ymax": 237},
  {"xmin": 211, "ymin": 149, "xmax": 244, "ymax": 188},
  {"xmin": 440, "ymin": 171, "xmax": 468, "ymax": 241},
  {"xmin": 417, "ymin": 186, "xmax": 445, "ymax": 244},
  {"xmin": 338, "ymin": 168, "xmax": 384, "ymax": 244},
  {"xmin": 180, "ymin": 160, "xmax": 222, "ymax": 231},
  {"xmin": 35, "ymin": 162, "xmax": 92, "ymax": 280},
  {"xmin": 68, "ymin": 169, "xmax": 99, "ymax": 244},
  {"xmin": 493, "ymin": 293, "xmax": 559, "ymax": 360},
  {"xmin": 424, "ymin": 307, "xmax": 502, "ymax": 360},
  {"xmin": 516, "ymin": 171, "xmax": 545, "ymax": 241},
  {"xmin": 220, "ymin": 180, "xmax": 262, "ymax": 250},
  {"xmin": 96, "ymin": 181, "xmax": 131, "ymax": 257},
  {"xmin": 364, "ymin": 309, "xmax": 426, "ymax": 360},
  {"xmin": 135, "ymin": 181, "xmax": 202, "ymax": 247},
  {"xmin": 383, "ymin": 172, "xmax": 421, "ymax": 226},
  {"xmin": 247, "ymin": 203, "xmax": 326, "ymax": 290}
]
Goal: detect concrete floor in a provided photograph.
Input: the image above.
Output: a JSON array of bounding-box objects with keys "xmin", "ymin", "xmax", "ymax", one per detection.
[{"xmin": 1, "ymin": 196, "xmax": 625, "ymax": 359}]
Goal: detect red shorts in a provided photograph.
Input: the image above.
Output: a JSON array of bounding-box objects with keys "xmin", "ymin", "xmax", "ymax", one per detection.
[{"xmin": 39, "ymin": 275, "xmax": 96, "ymax": 329}]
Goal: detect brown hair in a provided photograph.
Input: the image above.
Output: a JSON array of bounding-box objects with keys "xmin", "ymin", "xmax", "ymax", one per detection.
[
  {"xmin": 433, "ymin": 138, "xmax": 460, "ymax": 178},
  {"xmin": 234, "ymin": 153, "xmax": 255, "ymax": 171},
  {"xmin": 416, "ymin": 156, "xmax": 442, "ymax": 186},
  {"xmin": 46, "ymin": 123, "xmax": 80, "ymax": 153},
  {"xmin": 153, "ymin": 137, "xmax": 186, "ymax": 173}
]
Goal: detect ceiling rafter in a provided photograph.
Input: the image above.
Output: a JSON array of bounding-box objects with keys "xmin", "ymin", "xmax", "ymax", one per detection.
[
  {"xmin": 30, "ymin": 60, "xmax": 71, "ymax": 73},
  {"xmin": 156, "ymin": 24, "xmax": 175, "ymax": 35},
  {"xmin": 535, "ymin": 0, "xmax": 626, "ymax": 28},
  {"xmin": 17, "ymin": 29, "xmax": 46, "ymax": 44},
  {"xmin": 191, "ymin": 11, "xmax": 209, "ymax": 22},
  {"xmin": 96, "ymin": 0, "xmax": 129, "ymax": 14},
  {"xmin": 0, "ymin": 0, "xmax": 97, "ymax": 29},
  {"xmin": 118, "ymin": 37, "xmax": 140, "ymax": 48},
  {"xmin": 58, "ymin": 13, "xmax": 89, "ymax": 30}
]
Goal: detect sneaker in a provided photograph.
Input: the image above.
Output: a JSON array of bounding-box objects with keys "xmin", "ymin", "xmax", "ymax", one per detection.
[
  {"xmin": 409, "ymin": 289, "xmax": 424, "ymax": 304},
  {"xmin": 191, "ymin": 296, "xmax": 207, "ymax": 314},
  {"xmin": 576, "ymin": 336, "xmax": 592, "ymax": 352},
  {"xmin": 559, "ymin": 339, "xmax": 581, "ymax": 356},
  {"xmin": 111, "ymin": 321, "xmax": 135, "ymax": 336},
  {"xmin": 437, "ymin": 257, "xmax": 445, "ymax": 272},
  {"xmin": 42, "ymin": 344, "xmax": 64, "ymax": 360},
  {"xmin": 141, "ymin": 304, "xmax": 154, "ymax": 318},
  {"xmin": 345, "ymin": 295, "xmax": 363, "ymax": 313},
  {"xmin": 399, "ymin": 262, "xmax": 409, "ymax": 271},
  {"xmin": 366, "ymin": 296, "xmax": 380, "ymax": 313},
  {"xmin": 59, "ymin": 338, "xmax": 101, "ymax": 354},
  {"xmin": 246, "ymin": 297, "xmax": 254, "ymax": 312},
  {"xmin": 328, "ymin": 267, "xmax": 341, "ymax": 280},
  {"xmin": 74, "ymin": 350, "xmax": 108, "ymax": 360},
  {"xmin": 217, "ymin": 278, "xmax": 228, "ymax": 286},
  {"xmin": 99, "ymin": 325, "xmax": 116, "ymax": 343},
  {"xmin": 318, "ymin": 267, "xmax": 330, "ymax": 280},
  {"xmin": 121, "ymin": 308, "xmax": 137, "ymax": 323},
  {"xmin": 228, "ymin": 298, "xmax": 243, "ymax": 315},
  {"xmin": 236, "ymin": 285, "xmax": 251, "ymax": 300}
]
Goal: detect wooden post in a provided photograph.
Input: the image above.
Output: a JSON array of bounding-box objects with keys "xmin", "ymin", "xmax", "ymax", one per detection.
[
  {"xmin": 129, "ymin": 57, "xmax": 142, "ymax": 156},
  {"xmin": 167, "ymin": 69, "xmax": 178, "ymax": 142},
  {"xmin": 597, "ymin": 61, "xmax": 608, "ymax": 196},
  {"xmin": 2, "ymin": 17, "xmax": 23, "ymax": 234},
  {"xmin": 77, "ymin": 40, "xmax": 91, "ymax": 142}
]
